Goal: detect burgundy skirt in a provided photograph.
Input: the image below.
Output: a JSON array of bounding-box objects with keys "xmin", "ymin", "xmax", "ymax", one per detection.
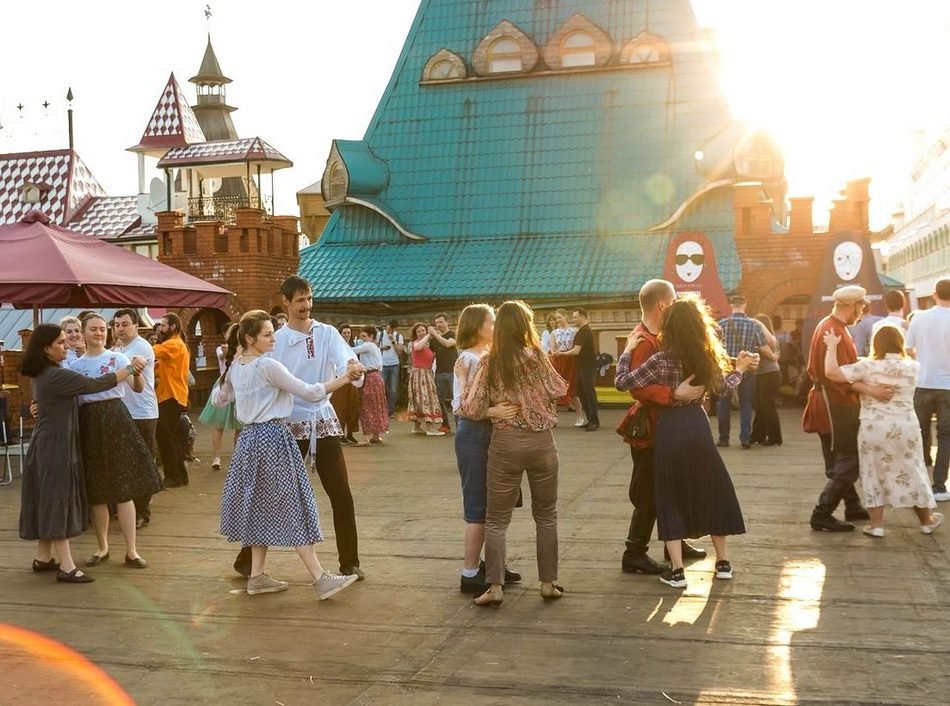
[
  {"xmin": 360, "ymin": 370, "xmax": 389, "ymax": 435},
  {"xmin": 550, "ymin": 355, "xmax": 577, "ymax": 404}
]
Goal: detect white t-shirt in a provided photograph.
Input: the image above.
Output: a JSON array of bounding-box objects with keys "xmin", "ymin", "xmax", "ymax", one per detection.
[
  {"xmin": 272, "ymin": 320, "xmax": 363, "ymax": 425},
  {"xmin": 216, "ymin": 345, "xmax": 228, "ymax": 375},
  {"xmin": 871, "ymin": 314, "xmax": 907, "ymax": 338},
  {"xmin": 213, "ymin": 357, "xmax": 329, "ymax": 424},
  {"xmin": 906, "ymin": 306, "xmax": 950, "ymax": 390},
  {"xmin": 453, "ymin": 349, "xmax": 483, "ymax": 415},
  {"xmin": 70, "ymin": 350, "xmax": 132, "ymax": 405},
  {"xmin": 377, "ymin": 330, "xmax": 404, "ymax": 366},
  {"xmin": 113, "ymin": 336, "xmax": 158, "ymax": 420},
  {"xmin": 352, "ymin": 341, "xmax": 383, "ymax": 371}
]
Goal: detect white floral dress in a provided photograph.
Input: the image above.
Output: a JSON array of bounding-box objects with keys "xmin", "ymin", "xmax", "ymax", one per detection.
[{"xmin": 840, "ymin": 355, "xmax": 935, "ymax": 509}]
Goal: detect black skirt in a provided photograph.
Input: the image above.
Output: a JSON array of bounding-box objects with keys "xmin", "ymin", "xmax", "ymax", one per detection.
[
  {"xmin": 78, "ymin": 398, "xmax": 164, "ymax": 505},
  {"xmin": 653, "ymin": 405, "xmax": 746, "ymax": 541}
]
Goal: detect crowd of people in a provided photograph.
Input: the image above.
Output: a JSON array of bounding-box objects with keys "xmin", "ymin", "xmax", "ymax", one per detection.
[{"xmin": 15, "ymin": 272, "xmax": 949, "ymax": 605}]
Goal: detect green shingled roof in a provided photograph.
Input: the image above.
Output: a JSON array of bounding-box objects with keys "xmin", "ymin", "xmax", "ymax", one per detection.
[{"xmin": 301, "ymin": 0, "xmax": 745, "ymax": 302}]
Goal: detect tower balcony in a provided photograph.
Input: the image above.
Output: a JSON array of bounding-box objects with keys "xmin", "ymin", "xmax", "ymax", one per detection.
[{"xmin": 187, "ymin": 195, "xmax": 272, "ymax": 223}]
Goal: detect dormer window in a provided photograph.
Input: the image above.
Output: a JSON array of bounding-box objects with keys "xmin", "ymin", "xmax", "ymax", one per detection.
[
  {"xmin": 543, "ymin": 14, "xmax": 612, "ymax": 70},
  {"xmin": 422, "ymin": 49, "xmax": 467, "ymax": 81},
  {"xmin": 734, "ymin": 133, "xmax": 783, "ymax": 181},
  {"xmin": 472, "ymin": 20, "xmax": 539, "ymax": 77},
  {"xmin": 326, "ymin": 161, "xmax": 347, "ymax": 202},
  {"xmin": 20, "ymin": 182, "xmax": 50, "ymax": 204},
  {"xmin": 620, "ymin": 31, "xmax": 671, "ymax": 65}
]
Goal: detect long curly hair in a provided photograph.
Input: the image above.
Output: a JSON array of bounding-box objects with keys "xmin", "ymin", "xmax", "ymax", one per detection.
[
  {"xmin": 486, "ymin": 300, "xmax": 542, "ymax": 393},
  {"xmin": 658, "ymin": 295, "xmax": 733, "ymax": 394}
]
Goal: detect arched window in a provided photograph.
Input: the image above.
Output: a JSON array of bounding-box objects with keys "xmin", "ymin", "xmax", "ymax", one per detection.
[
  {"xmin": 422, "ymin": 49, "xmax": 467, "ymax": 82},
  {"xmin": 472, "ymin": 20, "xmax": 539, "ymax": 77},
  {"xmin": 543, "ymin": 14, "xmax": 612, "ymax": 71},
  {"xmin": 326, "ymin": 161, "xmax": 346, "ymax": 202},
  {"xmin": 488, "ymin": 37, "xmax": 523, "ymax": 73},
  {"xmin": 620, "ymin": 31, "xmax": 671, "ymax": 65},
  {"xmin": 560, "ymin": 32, "xmax": 596, "ymax": 67}
]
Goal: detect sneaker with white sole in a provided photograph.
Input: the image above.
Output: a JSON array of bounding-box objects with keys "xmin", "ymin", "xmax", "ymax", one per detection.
[
  {"xmin": 714, "ymin": 560, "xmax": 733, "ymax": 580},
  {"xmin": 659, "ymin": 567, "xmax": 687, "ymax": 589},
  {"xmin": 862, "ymin": 525, "xmax": 885, "ymax": 538},
  {"xmin": 921, "ymin": 512, "xmax": 944, "ymax": 535},
  {"xmin": 246, "ymin": 573, "xmax": 289, "ymax": 595},
  {"xmin": 426, "ymin": 430, "xmax": 446, "ymax": 436},
  {"xmin": 933, "ymin": 490, "xmax": 950, "ymax": 502},
  {"xmin": 313, "ymin": 571, "xmax": 358, "ymax": 600},
  {"xmin": 211, "ymin": 457, "xmax": 221, "ymax": 471}
]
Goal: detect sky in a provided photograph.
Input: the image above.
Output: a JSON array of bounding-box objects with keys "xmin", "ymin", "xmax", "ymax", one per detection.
[{"xmin": 1, "ymin": 0, "xmax": 948, "ymax": 229}]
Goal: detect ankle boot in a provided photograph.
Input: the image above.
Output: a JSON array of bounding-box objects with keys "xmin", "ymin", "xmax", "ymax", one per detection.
[
  {"xmin": 810, "ymin": 479, "xmax": 855, "ymax": 532},
  {"xmin": 842, "ymin": 483, "xmax": 870, "ymax": 521}
]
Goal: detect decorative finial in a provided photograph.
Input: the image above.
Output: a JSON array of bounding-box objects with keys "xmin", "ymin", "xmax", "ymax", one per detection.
[
  {"xmin": 66, "ymin": 87, "xmax": 74, "ymax": 102},
  {"xmin": 204, "ymin": 3, "xmax": 212, "ymax": 20},
  {"xmin": 42, "ymin": 100, "xmax": 50, "ymax": 109}
]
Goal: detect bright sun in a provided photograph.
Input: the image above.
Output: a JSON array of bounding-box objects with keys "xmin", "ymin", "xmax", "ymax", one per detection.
[{"xmin": 694, "ymin": 0, "xmax": 950, "ymax": 230}]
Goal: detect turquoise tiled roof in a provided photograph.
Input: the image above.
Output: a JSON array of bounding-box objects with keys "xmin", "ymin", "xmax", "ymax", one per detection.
[
  {"xmin": 301, "ymin": 0, "xmax": 744, "ymax": 301},
  {"xmin": 335, "ymin": 140, "xmax": 389, "ymax": 196}
]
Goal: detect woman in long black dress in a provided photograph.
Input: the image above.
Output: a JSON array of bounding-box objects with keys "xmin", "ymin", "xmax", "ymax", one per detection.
[
  {"xmin": 19, "ymin": 324, "xmax": 144, "ymax": 583},
  {"xmin": 615, "ymin": 295, "xmax": 757, "ymax": 590}
]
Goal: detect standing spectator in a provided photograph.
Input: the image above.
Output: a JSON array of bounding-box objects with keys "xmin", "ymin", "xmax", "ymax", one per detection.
[
  {"xmin": 806, "ymin": 286, "xmax": 889, "ymax": 531},
  {"xmin": 540, "ymin": 313, "xmax": 557, "ymax": 354},
  {"xmin": 429, "ymin": 313, "xmax": 458, "ymax": 433},
  {"xmin": 199, "ymin": 323, "xmax": 242, "ymax": 470},
  {"xmin": 407, "ymin": 323, "xmax": 444, "ymax": 435},
  {"xmin": 848, "ymin": 307, "xmax": 883, "ymax": 358},
  {"xmin": 215, "ymin": 310, "xmax": 362, "ymax": 598},
  {"xmin": 548, "ymin": 310, "xmax": 584, "ymax": 427},
  {"xmin": 906, "ymin": 278, "xmax": 950, "ymax": 502},
  {"xmin": 60, "ymin": 316, "xmax": 84, "ymax": 367},
  {"xmin": 331, "ymin": 323, "xmax": 361, "ymax": 444},
  {"xmin": 352, "ymin": 326, "xmax": 389, "ymax": 444},
  {"xmin": 872, "ymin": 290, "xmax": 908, "ymax": 337},
  {"xmin": 153, "ymin": 313, "xmax": 191, "ymax": 488},
  {"xmin": 71, "ymin": 314, "xmax": 162, "ymax": 568},
  {"xmin": 378, "ymin": 319, "xmax": 404, "ymax": 417},
  {"xmin": 113, "ymin": 309, "xmax": 161, "ymax": 528},
  {"xmin": 616, "ymin": 295, "xmax": 754, "ymax": 590},
  {"xmin": 716, "ymin": 295, "xmax": 765, "ymax": 448},
  {"xmin": 617, "ymin": 280, "xmax": 707, "ymax": 577},
  {"xmin": 233, "ymin": 276, "xmax": 366, "ymax": 581},
  {"xmin": 750, "ymin": 314, "xmax": 783, "ymax": 446},
  {"xmin": 19, "ymin": 324, "xmax": 142, "ymax": 584},
  {"xmin": 275, "ymin": 313, "xmax": 288, "ymax": 329},
  {"xmin": 824, "ymin": 325, "xmax": 941, "ymax": 536},
  {"xmin": 461, "ymin": 300, "xmax": 568, "ymax": 606},
  {"xmin": 571, "ymin": 308, "xmax": 600, "ymax": 431}
]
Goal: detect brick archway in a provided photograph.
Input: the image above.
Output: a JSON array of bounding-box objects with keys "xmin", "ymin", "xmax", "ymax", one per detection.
[{"xmin": 754, "ymin": 279, "xmax": 815, "ymax": 316}]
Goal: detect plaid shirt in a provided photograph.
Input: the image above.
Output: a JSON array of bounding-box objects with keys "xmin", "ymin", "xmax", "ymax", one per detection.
[
  {"xmin": 717, "ymin": 313, "xmax": 765, "ymax": 357},
  {"xmin": 616, "ymin": 351, "xmax": 742, "ymax": 406}
]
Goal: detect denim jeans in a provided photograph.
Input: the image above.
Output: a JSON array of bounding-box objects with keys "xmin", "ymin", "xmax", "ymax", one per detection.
[
  {"xmin": 717, "ymin": 372, "xmax": 755, "ymax": 444},
  {"xmin": 455, "ymin": 418, "xmax": 492, "ymax": 522},
  {"xmin": 435, "ymin": 372, "xmax": 454, "ymax": 429},
  {"xmin": 914, "ymin": 388, "xmax": 950, "ymax": 492},
  {"xmin": 382, "ymin": 364, "xmax": 400, "ymax": 415}
]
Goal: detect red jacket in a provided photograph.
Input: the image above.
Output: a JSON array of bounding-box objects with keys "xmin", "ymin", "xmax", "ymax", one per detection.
[{"xmin": 626, "ymin": 323, "xmax": 675, "ymax": 448}]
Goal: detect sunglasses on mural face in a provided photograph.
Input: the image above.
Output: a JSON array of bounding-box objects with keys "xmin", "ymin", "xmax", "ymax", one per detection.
[{"xmin": 675, "ymin": 254, "xmax": 705, "ymax": 266}]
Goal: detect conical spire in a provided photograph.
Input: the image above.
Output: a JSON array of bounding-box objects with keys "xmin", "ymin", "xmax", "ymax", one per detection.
[
  {"xmin": 128, "ymin": 72, "xmax": 206, "ymax": 155},
  {"xmin": 190, "ymin": 34, "xmax": 231, "ymax": 85}
]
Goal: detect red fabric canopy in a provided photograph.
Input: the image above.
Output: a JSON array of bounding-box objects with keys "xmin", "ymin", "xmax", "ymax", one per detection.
[{"xmin": 0, "ymin": 211, "xmax": 232, "ymax": 310}]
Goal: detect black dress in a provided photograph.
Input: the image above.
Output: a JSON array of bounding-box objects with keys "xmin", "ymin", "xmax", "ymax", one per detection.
[{"xmin": 19, "ymin": 367, "xmax": 117, "ymax": 540}]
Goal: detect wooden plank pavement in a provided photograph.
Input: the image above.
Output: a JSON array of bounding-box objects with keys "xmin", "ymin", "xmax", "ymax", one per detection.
[{"xmin": 1, "ymin": 407, "xmax": 948, "ymax": 705}]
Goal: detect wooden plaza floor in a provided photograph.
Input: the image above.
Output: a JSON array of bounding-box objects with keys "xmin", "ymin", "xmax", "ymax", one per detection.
[{"xmin": 1, "ymin": 407, "xmax": 948, "ymax": 705}]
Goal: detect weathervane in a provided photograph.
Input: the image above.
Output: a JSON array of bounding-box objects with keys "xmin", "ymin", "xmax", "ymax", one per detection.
[{"xmin": 204, "ymin": 3, "xmax": 212, "ymax": 20}]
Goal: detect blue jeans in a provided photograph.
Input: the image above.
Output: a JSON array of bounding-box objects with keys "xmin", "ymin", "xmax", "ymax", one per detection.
[
  {"xmin": 717, "ymin": 372, "xmax": 755, "ymax": 445},
  {"xmin": 455, "ymin": 418, "xmax": 492, "ymax": 522},
  {"xmin": 382, "ymin": 364, "xmax": 400, "ymax": 415},
  {"xmin": 914, "ymin": 388, "xmax": 950, "ymax": 492}
]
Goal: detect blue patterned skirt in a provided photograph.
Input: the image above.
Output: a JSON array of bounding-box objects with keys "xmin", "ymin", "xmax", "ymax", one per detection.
[{"xmin": 219, "ymin": 420, "xmax": 322, "ymax": 546}]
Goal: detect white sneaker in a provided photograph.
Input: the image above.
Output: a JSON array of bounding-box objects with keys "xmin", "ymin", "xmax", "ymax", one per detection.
[
  {"xmin": 426, "ymin": 430, "xmax": 446, "ymax": 436},
  {"xmin": 933, "ymin": 491, "xmax": 950, "ymax": 502},
  {"xmin": 862, "ymin": 526, "xmax": 885, "ymax": 538},
  {"xmin": 313, "ymin": 571, "xmax": 358, "ymax": 600},
  {"xmin": 921, "ymin": 512, "xmax": 944, "ymax": 535},
  {"xmin": 211, "ymin": 457, "xmax": 221, "ymax": 470},
  {"xmin": 246, "ymin": 573, "xmax": 289, "ymax": 595},
  {"xmin": 573, "ymin": 419, "xmax": 588, "ymax": 427}
]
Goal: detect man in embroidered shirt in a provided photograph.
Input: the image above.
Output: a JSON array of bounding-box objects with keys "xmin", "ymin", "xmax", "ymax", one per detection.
[
  {"xmin": 153, "ymin": 313, "xmax": 191, "ymax": 488},
  {"xmin": 114, "ymin": 309, "xmax": 159, "ymax": 527},
  {"xmin": 716, "ymin": 295, "xmax": 765, "ymax": 448},
  {"xmin": 618, "ymin": 279, "xmax": 707, "ymax": 575},
  {"xmin": 808, "ymin": 285, "xmax": 892, "ymax": 531},
  {"xmin": 233, "ymin": 276, "xmax": 366, "ymax": 581}
]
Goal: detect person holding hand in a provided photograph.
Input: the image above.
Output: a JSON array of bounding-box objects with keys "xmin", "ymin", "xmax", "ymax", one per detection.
[{"xmin": 616, "ymin": 294, "xmax": 753, "ymax": 590}]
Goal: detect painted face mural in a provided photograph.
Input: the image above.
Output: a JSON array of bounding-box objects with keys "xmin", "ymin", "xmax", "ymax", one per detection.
[
  {"xmin": 674, "ymin": 241, "xmax": 704, "ymax": 283},
  {"xmin": 833, "ymin": 241, "xmax": 863, "ymax": 281}
]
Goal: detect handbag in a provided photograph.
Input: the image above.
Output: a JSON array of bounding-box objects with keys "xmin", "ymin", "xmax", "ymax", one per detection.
[
  {"xmin": 616, "ymin": 402, "xmax": 651, "ymax": 444},
  {"xmin": 801, "ymin": 384, "xmax": 831, "ymax": 435}
]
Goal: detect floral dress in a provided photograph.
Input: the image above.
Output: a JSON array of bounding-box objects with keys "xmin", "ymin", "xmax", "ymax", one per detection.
[{"xmin": 839, "ymin": 355, "xmax": 935, "ymax": 509}]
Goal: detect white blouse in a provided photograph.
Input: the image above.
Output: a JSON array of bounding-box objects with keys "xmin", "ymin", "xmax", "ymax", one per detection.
[
  {"xmin": 213, "ymin": 356, "xmax": 329, "ymax": 424},
  {"xmin": 352, "ymin": 341, "xmax": 383, "ymax": 371},
  {"xmin": 70, "ymin": 350, "xmax": 132, "ymax": 405}
]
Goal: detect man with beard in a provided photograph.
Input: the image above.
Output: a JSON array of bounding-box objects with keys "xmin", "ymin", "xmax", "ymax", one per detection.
[
  {"xmin": 807, "ymin": 286, "xmax": 893, "ymax": 531},
  {"xmin": 153, "ymin": 313, "xmax": 191, "ymax": 488},
  {"xmin": 233, "ymin": 276, "xmax": 366, "ymax": 580}
]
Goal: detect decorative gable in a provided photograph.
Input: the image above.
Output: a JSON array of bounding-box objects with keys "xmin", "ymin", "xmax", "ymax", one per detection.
[
  {"xmin": 423, "ymin": 49, "xmax": 468, "ymax": 81},
  {"xmin": 472, "ymin": 20, "xmax": 539, "ymax": 76},
  {"xmin": 620, "ymin": 31, "xmax": 672, "ymax": 65},
  {"xmin": 542, "ymin": 14, "xmax": 613, "ymax": 70}
]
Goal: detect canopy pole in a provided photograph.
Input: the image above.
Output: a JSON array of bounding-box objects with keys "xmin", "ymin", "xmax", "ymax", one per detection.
[
  {"xmin": 32, "ymin": 305, "xmax": 40, "ymax": 328},
  {"xmin": 256, "ymin": 164, "xmax": 262, "ymax": 210},
  {"xmin": 270, "ymin": 169, "xmax": 275, "ymax": 215}
]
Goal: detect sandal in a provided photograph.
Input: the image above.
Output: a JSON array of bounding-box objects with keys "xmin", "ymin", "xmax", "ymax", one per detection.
[
  {"xmin": 32, "ymin": 558, "xmax": 60, "ymax": 572},
  {"xmin": 540, "ymin": 583, "xmax": 565, "ymax": 601},
  {"xmin": 56, "ymin": 568, "xmax": 95, "ymax": 584}
]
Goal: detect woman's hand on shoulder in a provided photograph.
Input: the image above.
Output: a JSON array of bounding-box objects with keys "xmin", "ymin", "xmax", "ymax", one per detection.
[
  {"xmin": 822, "ymin": 329, "xmax": 841, "ymax": 348},
  {"xmin": 624, "ymin": 330, "xmax": 644, "ymax": 354}
]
